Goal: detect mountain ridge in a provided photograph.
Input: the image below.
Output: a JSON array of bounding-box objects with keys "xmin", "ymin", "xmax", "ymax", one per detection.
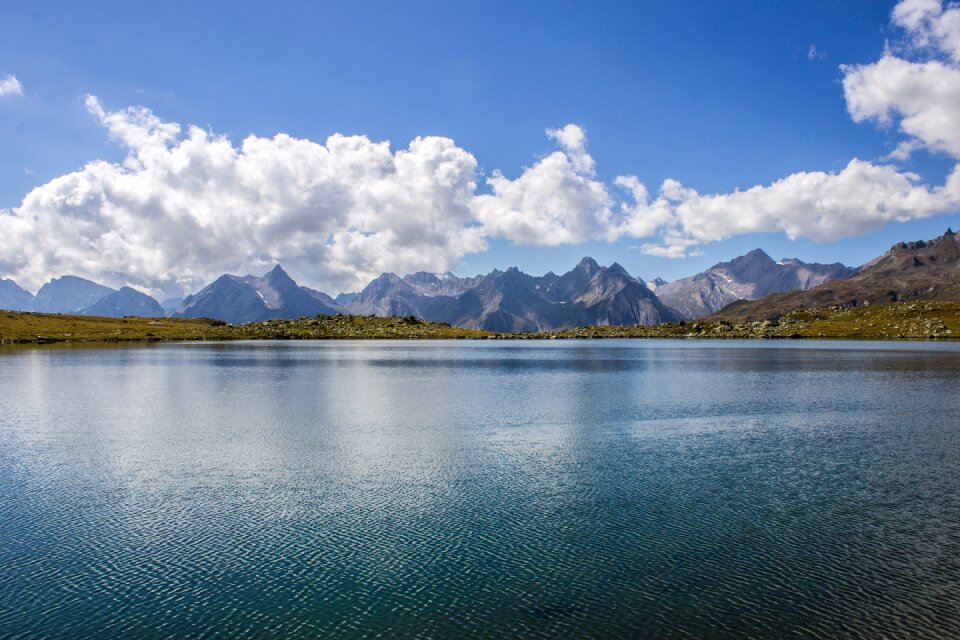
[
  {"xmin": 655, "ymin": 250, "xmax": 856, "ymax": 319},
  {"xmin": 342, "ymin": 257, "xmax": 678, "ymax": 331},
  {"xmin": 12, "ymin": 233, "xmax": 947, "ymax": 328},
  {"xmin": 173, "ymin": 265, "xmax": 346, "ymax": 324},
  {"xmin": 712, "ymin": 230, "xmax": 960, "ymax": 321}
]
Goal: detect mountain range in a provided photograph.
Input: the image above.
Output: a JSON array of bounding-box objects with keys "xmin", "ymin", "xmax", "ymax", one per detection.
[
  {"xmin": 173, "ymin": 265, "xmax": 346, "ymax": 324},
  {"xmin": 714, "ymin": 229, "xmax": 960, "ymax": 321},
  {"xmin": 653, "ymin": 249, "xmax": 856, "ymax": 319},
  {"xmin": 7, "ymin": 231, "xmax": 957, "ymax": 328},
  {"xmin": 0, "ymin": 275, "xmax": 164, "ymax": 317},
  {"xmin": 341, "ymin": 258, "xmax": 677, "ymax": 331}
]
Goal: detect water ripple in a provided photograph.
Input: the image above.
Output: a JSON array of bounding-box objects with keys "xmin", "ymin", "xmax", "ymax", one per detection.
[{"xmin": 1, "ymin": 341, "xmax": 960, "ymax": 638}]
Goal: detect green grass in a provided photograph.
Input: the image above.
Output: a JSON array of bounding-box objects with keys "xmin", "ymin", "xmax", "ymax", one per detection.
[
  {"xmin": 0, "ymin": 312, "xmax": 492, "ymax": 344},
  {"xmin": 514, "ymin": 301, "xmax": 960, "ymax": 340},
  {"xmin": 2, "ymin": 301, "xmax": 959, "ymax": 348}
]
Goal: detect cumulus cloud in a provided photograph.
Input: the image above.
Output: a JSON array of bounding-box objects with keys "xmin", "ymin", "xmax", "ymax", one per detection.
[
  {"xmin": 0, "ymin": 74, "xmax": 22, "ymax": 97},
  {"xmin": 843, "ymin": 0, "xmax": 960, "ymax": 159},
  {"xmin": 638, "ymin": 0, "xmax": 960, "ymax": 257},
  {"xmin": 639, "ymin": 160, "xmax": 960, "ymax": 256},
  {"xmin": 1, "ymin": 96, "xmax": 485, "ymax": 294},
  {"xmin": 892, "ymin": 0, "xmax": 960, "ymax": 61},
  {"xmin": 843, "ymin": 55, "xmax": 960, "ymax": 158},
  {"xmin": 608, "ymin": 156, "xmax": 958, "ymax": 258},
  {"xmin": 3, "ymin": 0, "xmax": 960, "ymax": 291},
  {"xmin": 472, "ymin": 125, "xmax": 617, "ymax": 245}
]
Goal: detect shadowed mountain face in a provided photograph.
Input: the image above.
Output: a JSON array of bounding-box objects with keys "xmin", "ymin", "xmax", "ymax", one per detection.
[
  {"xmin": 0, "ymin": 279, "xmax": 34, "ymax": 311},
  {"xmin": 344, "ymin": 258, "xmax": 678, "ymax": 331},
  {"xmin": 655, "ymin": 249, "xmax": 855, "ymax": 320},
  {"xmin": 31, "ymin": 276, "xmax": 116, "ymax": 314},
  {"xmin": 173, "ymin": 265, "xmax": 346, "ymax": 324},
  {"xmin": 81, "ymin": 287, "xmax": 165, "ymax": 318},
  {"xmin": 713, "ymin": 230, "xmax": 960, "ymax": 322}
]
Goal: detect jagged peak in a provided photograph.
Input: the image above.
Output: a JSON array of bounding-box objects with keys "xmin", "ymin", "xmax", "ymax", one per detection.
[
  {"xmin": 370, "ymin": 272, "xmax": 402, "ymax": 283},
  {"xmin": 263, "ymin": 264, "xmax": 297, "ymax": 286},
  {"xmin": 576, "ymin": 256, "xmax": 601, "ymax": 273},
  {"xmin": 43, "ymin": 274, "xmax": 106, "ymax": 286},
  {"xmin": 403, "ymin": 271, "xmax": 441, "ymax": 284},
  {"xmin": 887, "ymin": 229, "xmax": 959, "ymax": 254},
  {"xmin": 739, "ymin": 248, "xmax": 775, "ymax": 262},
  {"xmin": 607, "ymin": 262, "xmax": 630, "ymax": 277}
]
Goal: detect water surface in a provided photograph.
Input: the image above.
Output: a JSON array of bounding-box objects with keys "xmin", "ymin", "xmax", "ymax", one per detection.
[{"xmin": 2, "ymin": 340, "xmax": 960, "ymax": 638}]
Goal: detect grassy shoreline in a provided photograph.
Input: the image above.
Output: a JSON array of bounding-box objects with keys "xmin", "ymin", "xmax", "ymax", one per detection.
[{"xmin": 2, "ymin": 301, "xmax": 959, "ymax": 347}]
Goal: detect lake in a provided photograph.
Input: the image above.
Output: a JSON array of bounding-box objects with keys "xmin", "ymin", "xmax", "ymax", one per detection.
[{"xmin": 2, "ymin": 340, "xmax": 960, "ymax": 638}]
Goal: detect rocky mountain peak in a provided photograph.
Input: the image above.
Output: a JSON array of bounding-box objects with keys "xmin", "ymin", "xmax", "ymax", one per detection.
[
  {"xmin": 881, "ymin": 229, "xmax": 960, "ymax": 268},
  {"xmin": 264, "ymin": 264, "xmax": 291, "ymax": 281},
  {"xmin": 576, "ymin": 257, "xmax": 601, "ymax": 275},
  {"xmin": 607, "ymin": 262, "xmax": 630, "ymax": 277}
]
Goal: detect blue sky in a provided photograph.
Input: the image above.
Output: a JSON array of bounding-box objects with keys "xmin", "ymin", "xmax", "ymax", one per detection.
[{"xmin": 1, "ymin": 0, "xmax": 959, "ymax": 295}]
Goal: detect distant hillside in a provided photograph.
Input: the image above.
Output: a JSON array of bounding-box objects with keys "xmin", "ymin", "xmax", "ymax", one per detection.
[
  {"xmin": 713, "ymin": 230, "xmax": 960, "ymax": 322},
  {"xmin": 655, "ymin": 249, "xmax": 855, "ymax": 320}
]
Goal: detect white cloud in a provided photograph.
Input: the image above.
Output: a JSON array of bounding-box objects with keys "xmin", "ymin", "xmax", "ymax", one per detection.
[
  {"xmin": 546, "ymin": 123, "xmax": 595, "ymax": 174},
  {"xmin": 0, "ymin": 97, "xmax": 485, "ymax": 295},
  {"xmin": 808, "ymin": 44, "xmax": 826, "ymax": 61},
  {"xmin": 0, "ymin": 74, "xmax": 22, "ymax": 97},
  {"xmin": 892, "ymin": 0, "xmax": 960, "ymax": 61},
  {"xmin": 639, "ymin": 231, "xmax": 704, "ymax": 259},
  {"xmin": 4, "ymin": 0, "xmax": 960, "ymax": 292},
  {"xmin": 638, "ymin": 0, "xmax": 960, "ymax": 257},
  {"xmin": 843, "ymin": 0, "xmax": 960, "ymax": 159},
  {"xmin": 472, "ymin": 124, "xmax": 617, "ymax": 245},
  {"xmin": 653, "ymin": 160, "xmax": 960, "ymax": 253},
  {"xmin": 843, "ymin": 55, "xmax": 960, "ymax": 159}
]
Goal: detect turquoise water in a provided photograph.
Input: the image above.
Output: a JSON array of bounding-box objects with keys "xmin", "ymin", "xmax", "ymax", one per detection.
[{"xmin": 2, "ymin": 340, "xmax": 960, "ymax": 638}]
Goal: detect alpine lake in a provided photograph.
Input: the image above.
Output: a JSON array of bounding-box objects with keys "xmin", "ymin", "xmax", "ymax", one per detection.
[{"xmin": 2, "ymin": 339, "xmax": 959, "ymax": 638}]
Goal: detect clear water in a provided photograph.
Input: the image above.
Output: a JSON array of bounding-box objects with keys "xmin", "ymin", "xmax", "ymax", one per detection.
[{"xmin": 2, "ymin": 340, "xmax": 960, "ymax": 639}]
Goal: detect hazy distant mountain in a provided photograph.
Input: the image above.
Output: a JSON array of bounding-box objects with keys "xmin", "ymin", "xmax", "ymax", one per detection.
[
  {"xmin": 344, "ymin": 271, "xmax": 484, "ymax": 318},
  {"xmin": 646, "ymin": 277, "xmax": 669, "ymax": 291},
  {"xmin": 301, "ymin": 287, "xmax": 348, "ymax": 311},
  {"xmin": 654, "ymin": 249, "xmax": 855, "ymax": 319},
  {"xmin": 0, "ymin": 279, "xmax": 34, "ymax": 311},
  {"xmin": 173, "ymin": 265, "xmax": 346, "ymax": 324},
  {"xmin": 81, "ymin": 287, "xmax": 165, "ymax": 318},
  {"xmin": 714, "ymin": 230, "xmax": 960, "ymax": 321},
  {"xmin": 334, "ymin": 291, "xmax": 358, "ymax": 306},
  {"xmin": 31, "ymin": 276, "xmax": 116, "ymax": 314},
  {"xmin": 160, "ymin": 297, "xmax": 184, "ymax": 316},
  {"xmin": 344, "ymin": 258, "xmax": 677, "ymax": 331}
]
